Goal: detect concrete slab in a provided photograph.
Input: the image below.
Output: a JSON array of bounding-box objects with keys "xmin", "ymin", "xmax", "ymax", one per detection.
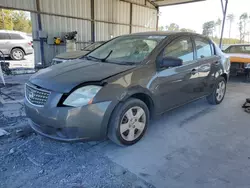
[
  {"xmin": 5, "ymin": 54, "xmax": 34, "ymax": 69},
  {"xmin": 103, "ymin": 82, "xmax": 250, "ymax": 188}
]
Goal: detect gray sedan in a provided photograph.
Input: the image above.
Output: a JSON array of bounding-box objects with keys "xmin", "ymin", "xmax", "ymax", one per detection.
[
  {"xmin": 51, "ymin": 41, "xmax": 104, "ymax": 65},
  {"xmin": 24, "ymin": 32, "xmax": 230, "ymax": 146}
]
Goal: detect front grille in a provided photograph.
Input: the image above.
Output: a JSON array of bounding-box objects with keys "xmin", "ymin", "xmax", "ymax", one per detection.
[{"xmin": 25, "ymin": 84, "xmax": 50, "ymax": 106}]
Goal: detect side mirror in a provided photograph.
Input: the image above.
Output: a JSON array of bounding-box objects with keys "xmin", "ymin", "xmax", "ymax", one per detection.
[{"xmin": 161, "ymin": 56, "xmax": 183, "ymax": 68}]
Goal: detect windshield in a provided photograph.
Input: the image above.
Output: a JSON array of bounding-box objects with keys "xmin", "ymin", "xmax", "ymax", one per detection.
[
  {"xmin": 87, "ymin": 35, "xmax": 166, "ymax": 64},
  {"xmin": 225, "ymin": 45, "xmax": 250, "ymax": 54},
  {"xmin": 84, "ymin": 42, "xmax": 103, "ymax": 51}
]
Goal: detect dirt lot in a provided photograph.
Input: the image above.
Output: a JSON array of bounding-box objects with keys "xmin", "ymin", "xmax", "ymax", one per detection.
[{"xmin": 0, "ymin": 75, "xmax": 250, "ymax": 188}]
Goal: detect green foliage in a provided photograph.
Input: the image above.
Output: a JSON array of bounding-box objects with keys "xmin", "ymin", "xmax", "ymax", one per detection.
[
  {"xmin": 239, "ymin": 12, "xmax": 249, "ymax": 42},
  {"xmin": 166, "ymin": 23, "xmax": 179, "ymax": 31},
  {"xmin": 211, "ymin": 37, "xmax": 243, "ymax": 45},
  {"xmin": 202, "ymin": 21, "xmax": 215, "ymax": 36},
  {"xmin": 161, "ymin": 23, "xmax": 196, "ymax": 33},
  {"xmin": 180, "ymin": 28, "xmax": 196, "ymax": 33},
  {"xmin": 158, "ymin": 26, "xmax": 164, "ymax": 31},
  {"xmin": 0, "ymin": 9, "xmax": 13, "ymax": 30},
  {"xmin": 0, "ymin": 9, "xmax": 31, "ymax": 33}
]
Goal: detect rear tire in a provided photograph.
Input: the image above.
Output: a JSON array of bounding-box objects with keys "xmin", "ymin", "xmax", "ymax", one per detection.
[
  {"xmin": 207, "ymin": 77, "xmax": 226, "ymax": 105},
  {"xmin": 108, "ymin": 98, "xmax": 149, "ymax": 146},
  {"xmin": 10, "ymin": 48, "xmax": 24, "ymax": 60}
]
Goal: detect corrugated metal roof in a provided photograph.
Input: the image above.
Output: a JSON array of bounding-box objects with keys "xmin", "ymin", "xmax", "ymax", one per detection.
[
  {"xmin": 132, "ymin": 5, "xmax": 157, "ymax": 29},
  {"xmin": 150, "ymin": 0, "xmax": 205, "ymax": 6},
  {"xmin": 0, "ymin": 0, "xmax": 36, "ymax": 11},
  {"xmin": 40, "ymin": 0, "xmax": 91, "ymax": 19},
  {"xmin": 95, "ymin": 0, "xmax": 130, "ymax": 24},
  {"xmin": 95, "ymin": 22, "xmax": 130, "ymax": 41}
]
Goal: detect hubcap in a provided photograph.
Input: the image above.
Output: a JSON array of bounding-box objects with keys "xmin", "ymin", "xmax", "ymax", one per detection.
[
  {"xmin": 120, "ymin": 106, "xmax": 146, "ymax": 142},
  {"xmin": 13, "ymin": 50, "xmax": 23, "ymax": 60},
  {"xmin": 216, "ymin": 81, "xmax": 226, "ymax": 101}
]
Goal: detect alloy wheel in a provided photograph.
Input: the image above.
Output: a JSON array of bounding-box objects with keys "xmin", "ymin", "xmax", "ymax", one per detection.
[
  {"xmin": 13, "ymin": 50, "xmax": 23, "ymax": 60},
  {"xmin": 216, "ymin": 81, "xmax": 226, "ymax": 102},
  {"xmin": 120, "ymin": 106, "xmax": 146, "ymax": 142}
]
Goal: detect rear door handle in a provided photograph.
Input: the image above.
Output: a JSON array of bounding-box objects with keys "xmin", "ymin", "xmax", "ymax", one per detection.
[{"xmin": 191, "ymin": 69, "xmax": 198, "ymax": 75}]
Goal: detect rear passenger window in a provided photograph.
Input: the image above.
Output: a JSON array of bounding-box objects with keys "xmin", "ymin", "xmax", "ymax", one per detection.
[
  {"xmin": 10, "ymin": 33, "xmax": 24, "ymax": 40},
  {"xmin": 163, "ymin": 37, "xmax": 194, "ymax": 64},
  {"xmin": 195, "ymin": 38, "xmax": 213, "ymax": 58},
  {"xmin": 0, "ymin": 33, "xmax": 9, "ymax": 40}
]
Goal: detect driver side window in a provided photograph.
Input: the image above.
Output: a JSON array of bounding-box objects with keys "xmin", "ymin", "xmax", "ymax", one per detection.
[{"xmin": 163, "ymin": 37, "xmax": 194, "ymax": 64}]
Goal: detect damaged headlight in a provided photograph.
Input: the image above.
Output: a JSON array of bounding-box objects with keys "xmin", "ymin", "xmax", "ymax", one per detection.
[{"xmin": 63, "ymin": 86, "xmax": 102, "ymax": 107}]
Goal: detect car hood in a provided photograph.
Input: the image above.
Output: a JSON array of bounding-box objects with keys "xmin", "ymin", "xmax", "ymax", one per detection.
[
  {"xmin": 227, "ymin": 53, "xmax": 250, "ymax": 64},
  {"xmin": 29, "ymin": 59, "xmax": 135, "ymax": 93},
  {"xmin": 56, "ymin": 50, "xmax": 89, "ymax": 59}
]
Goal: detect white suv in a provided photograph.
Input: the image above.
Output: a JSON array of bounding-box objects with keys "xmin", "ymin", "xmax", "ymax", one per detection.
[{"xmin": 0, "ymin": 30, "xmax": 33, "ymax": 60}]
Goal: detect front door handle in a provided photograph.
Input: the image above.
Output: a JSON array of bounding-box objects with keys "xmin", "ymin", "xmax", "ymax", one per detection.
[{"xmin": 191, "ymin": 69, "xmax": 198, "ymax": 75}]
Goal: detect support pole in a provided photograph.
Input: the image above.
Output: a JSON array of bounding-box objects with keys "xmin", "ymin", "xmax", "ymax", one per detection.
[
  {"xmin": 219, "ymin": 0, "xmax": 228, "ymax": 49},
  {"xmin": 91, "ymin": 0, "xmax": 95, "ymax": 42},
  {"xmin": 36, "ymin": 0, "xmax": 45, "ymax": 68},
  {"xmin": 156, "ymin": 7, "xmax": 159, "ymax": 31},
  {"xmin": 129, "ymin": 3, "xmax": 133, "ymax": 33}
]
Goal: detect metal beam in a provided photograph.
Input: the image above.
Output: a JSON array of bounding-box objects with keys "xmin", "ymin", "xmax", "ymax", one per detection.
[
  {"xmin": 120, "ymin": 0, "xmax": 156, "ymax": 10},
  {"xmin": 91, "ymin": 0, "xmax": 95, "ymax": 42},
  {"xmin": 129, "ymin": 3, "xmax": 133, "ymax": 33},
  {"xmin": 156, "ymin": 7, "xmax": 159, "ymax": 31},
  {"xmin": 219, "ymin": 0, "xmax": 228, "ymax": 48},
  {"xmin": 36, "ymin": 0, "xmax": 45, "ymax": 68},
  {"xmin": 155, "ymin": 0, "xmax": 205, "ymax": 7},
  {"xmin": 146, "ymin": 0, "xmax": 158, "ymax": 8}
]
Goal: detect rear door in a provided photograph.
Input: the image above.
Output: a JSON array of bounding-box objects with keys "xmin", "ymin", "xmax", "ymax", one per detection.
[
  {"xmin": 155, "ymin": 36, "xmax": 202, "ymax": 113},
  {"xmin": 0, "ymin": 32, "xmax": 11, "ymax": 55},
  {"xmin": 9, "ymin": 33, "xmax": 27, "ymax": 49},
  {"xmin": 194, "ymin": 36, "xmax": 221, "ymax": 95}
]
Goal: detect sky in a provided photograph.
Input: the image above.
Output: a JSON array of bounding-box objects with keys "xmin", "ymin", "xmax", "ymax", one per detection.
[{"xmin": 159, "ymin": 0, "xmax": 250, "ymax": 40}]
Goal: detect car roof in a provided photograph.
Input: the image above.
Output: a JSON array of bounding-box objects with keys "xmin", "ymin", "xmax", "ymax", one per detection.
[
  {"xmin": 121, "ymin": 31, "xmax": 211, "ymax": 41},
  {"xmin": 0, "ymin": 30, "xmax": 27, "ymax": 35},
  {"xmin": 227, "ymin": 44, "xmax": 250, "ymax": 47},
  {"xmin": 129, "ymin": 31, "xmax": 201, "ymax": 37}
]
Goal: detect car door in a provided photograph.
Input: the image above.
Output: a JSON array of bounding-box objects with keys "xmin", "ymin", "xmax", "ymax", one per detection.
[
  {"xmin": 0, "ymin": 32, "xmax": 11, "ymax": 56},
  {"xmin": 154, "ymin": 36, "xmax": 202, "ymax": 113},
  {"xmin": 194, "ymin": 37, "xmax": 221, "ymax": 96}
]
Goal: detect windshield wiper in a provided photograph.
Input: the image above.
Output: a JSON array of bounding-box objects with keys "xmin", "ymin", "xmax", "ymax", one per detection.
[{"xmin": 87, "ymin": 50, "xmax": 113, "ymax": 62}]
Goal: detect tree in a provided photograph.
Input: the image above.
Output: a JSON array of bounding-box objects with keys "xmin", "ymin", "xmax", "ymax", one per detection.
[
  {"xmin": 202, "ymin": 21, "xmax": 215, "ymax": 37},
  {"xmin": 239, "ymin": 13, "xmax": 248, "ymax": 43},
  {"xmin": 180, "ymin": 28, "xmax": 196, "ymax": 33},
  {"xmin": 12, "ymin": 11, "xmax": 32, "ymax": 33},
  {"xmin": 0, "ymin": 9, "xmax": 31, "ymax": 33},
  {"xmin": 227, "ymin": 14, "xmax": 235, "ymax": 41},
  {"xmin": 215, "ymin": 18, "xmax": 222, "ymax": 37},
  {"xmin": 166, "ymin": 23, "xmax": 179, "ymax": 31},
  {"xmin": 0, "ymin": 9, "xmax": 13, "ymax": 30},
  {"xmin": 158, "ymin": 26, "xmax": 165, "ymax": 31}
]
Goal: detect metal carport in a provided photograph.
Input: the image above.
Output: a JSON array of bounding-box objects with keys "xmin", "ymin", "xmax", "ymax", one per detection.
[{"xmin": 0, "ymin": 0, "xmax": 228, "ymax": 66}]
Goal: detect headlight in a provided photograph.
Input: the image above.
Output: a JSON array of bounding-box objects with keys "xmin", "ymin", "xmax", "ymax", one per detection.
[
  {"xmin": 245, "ymin": 63, "xmax": 250, "ymax": 69},
  {"xmin": 63, "ymin": 85, "xmax": 102, "ymax": 107}
]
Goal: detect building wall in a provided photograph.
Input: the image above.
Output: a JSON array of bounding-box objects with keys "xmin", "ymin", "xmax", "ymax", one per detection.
[{"xmin": 0, "ymin": 0, "xmax": 158, "ymax": 66}]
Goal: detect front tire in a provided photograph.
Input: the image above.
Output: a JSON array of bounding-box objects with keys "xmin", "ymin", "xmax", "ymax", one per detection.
[
  {"xmin": 108, "ymin": 98, "xmax": 149, "ymax": 146},
  {"xmin": 10, "ymin": 48, "xmax": 24, "ymax": 60},
  {"xmin": 207, "ymin": 77, "xmax": 226, "ymax": 105}
]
